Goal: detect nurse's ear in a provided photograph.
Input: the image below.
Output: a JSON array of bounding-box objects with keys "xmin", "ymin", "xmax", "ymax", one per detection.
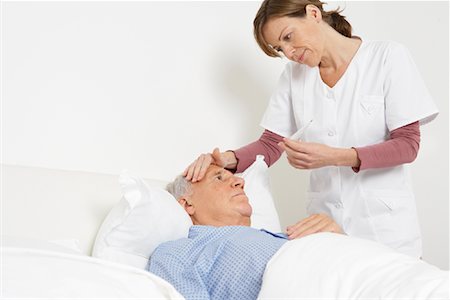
[{"xmin": 305, "ymin": 4, "xmax": 323, "ymax": 23}]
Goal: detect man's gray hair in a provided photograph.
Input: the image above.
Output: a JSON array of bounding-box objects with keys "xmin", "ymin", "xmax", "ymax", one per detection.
[{"xmin": 166, "ymin": 174, "xmax": 192, "ymax": 200}]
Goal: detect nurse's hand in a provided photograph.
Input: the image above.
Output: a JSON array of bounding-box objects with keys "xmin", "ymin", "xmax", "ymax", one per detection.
[
  {"xmin": 183, "ymin": 148, "xmax": 237, "ymax": 182},
  {"xmin": 278, "ymin": 139, "xmax": 360, "ymax": 169},
  {"xmin": 286, "ymin": 213, "xmax": 343, "ymax": 240}
]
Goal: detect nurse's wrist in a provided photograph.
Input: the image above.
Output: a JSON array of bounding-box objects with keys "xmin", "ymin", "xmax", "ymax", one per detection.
[
  {"xmin": 334, "ymin": 148, "xmax": 360, "ymax": 168},
  {"xmin": 223, "ymin": 151, "xmax": 238, "ymax": 171}
]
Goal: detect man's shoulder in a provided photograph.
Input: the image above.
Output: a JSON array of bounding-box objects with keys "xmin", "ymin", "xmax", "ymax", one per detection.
[
  {"xmin": 150, "ymin": 226, "xmax": 234, "ymax": 257},
  {"xmin": 151, "ymin": 236, "xmax": 192, "ymax": 258},
  {"xmin": 152, "ymin": 226, "xmax": 266, "ymax": 256}
]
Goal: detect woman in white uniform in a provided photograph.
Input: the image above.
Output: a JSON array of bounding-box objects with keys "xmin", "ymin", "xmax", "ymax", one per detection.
[{"xmin": 184, "ymin": 0, "xmax": 438, "ymax": 258}]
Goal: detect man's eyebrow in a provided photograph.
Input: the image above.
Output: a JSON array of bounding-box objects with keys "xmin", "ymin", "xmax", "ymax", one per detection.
[
  {"xmin": 209, "ymin": 170, "xmax": 224, "ymax": 178},
  {"xmin": 213, "ymin": 170, "xmax": 222, "ymax": 176}
]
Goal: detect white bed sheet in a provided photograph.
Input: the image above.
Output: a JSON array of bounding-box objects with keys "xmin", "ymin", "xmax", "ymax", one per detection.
[
  {"xmin": 259, "ymin": 233, "xmax": 449, "ymax": 299},
  {"xmin": 2, "ymin": 246, "xmax": 184, "ymax": 299}
]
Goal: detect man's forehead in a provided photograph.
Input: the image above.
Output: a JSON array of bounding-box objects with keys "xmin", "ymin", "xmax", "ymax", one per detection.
[
  {"xmin": 191, "ymin": 165, "xmax": 227, "ymax": 187},
  {"xmin": 205, "ymin": 165, "xmax": 226, "ymax": 176}
]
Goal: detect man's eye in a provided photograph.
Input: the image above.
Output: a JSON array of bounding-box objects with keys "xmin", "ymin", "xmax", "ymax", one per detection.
[{"xmin": 275, "ymin": 47, "xmax": 282, "ymax": 52}]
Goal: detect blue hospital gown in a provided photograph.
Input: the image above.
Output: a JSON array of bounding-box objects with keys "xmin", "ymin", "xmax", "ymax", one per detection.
[{"xmin": 148, "ymin": 225, "xmax": 287, "ymax": 300}]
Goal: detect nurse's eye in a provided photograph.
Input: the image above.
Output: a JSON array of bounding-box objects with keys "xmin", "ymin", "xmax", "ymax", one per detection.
[
  {"xmin": 215, "ymin": 174, "xmax": 223, "ymax": 181},
  {"xmin": 283, "ymin": 33, "xmax": 292, "ymax": 41}
]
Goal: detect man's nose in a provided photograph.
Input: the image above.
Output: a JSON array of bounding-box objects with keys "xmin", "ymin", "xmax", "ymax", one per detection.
[{"xmin": 232, "ymin": 176, "xmax": 245, "ymax": 189}]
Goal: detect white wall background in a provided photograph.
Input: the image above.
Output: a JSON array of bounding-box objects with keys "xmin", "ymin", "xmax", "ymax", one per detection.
[{"xmin": 2, "ymin": 1, "xmax": 448, "ymax": 269}]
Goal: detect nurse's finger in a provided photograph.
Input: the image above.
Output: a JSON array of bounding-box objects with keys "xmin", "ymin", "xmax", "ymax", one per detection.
[
  {"xmin": 279, "ymin": 140, "xmax": 297, "ymax": 153},
  {"xmin": 289, "ymin": 218, "xmax": 330, "ymax": 239},
  {"xmin": 286, "ymin": 215, "xmax": 312, "ymax": 233},
  {"xmin": 191, "ymin": 154, "xmax": 212, "ymax": 182},
  {"xmin": 187, "ymin": 155, "xmax": 204, "ymax": 182},
  {"xmin": 286, "ymin": 150, "xmax": 311, "ymax": 163},
  {"xmin": 287, "ymin": 215, "xmax": 324, "ymax": 239},
  {"xmin": 184, "ymin": 160, "xmax": 199, "ymax": 181},
  {"xmin": 211, "ymin": 148, "xmax": 226, "ymax": 167},
  {"xmin": 194, "ymin": 160, "xmax": 211, "ymax": 182},
  {"xmin": 288, "ymin": 214, "xmax": 322, "ymax": 232},
  {"xmin": 283, "ymin": 144, "xmax": 306, "ymax": 160},
  {"xmin": 278, "ymin": 141, "xmax": 303, "ymax": 153},
  {"xmin": 283, "ymin": 143, "xmax": 311, "ymax": 159},
  {"xmin": 286, "ymin": 155, "xmax": 310, "ymax": 169},
  {"xmin": 318, "ymin": 220, "xmax": 343, "ymax": 234},
  {"xmin": 183, "ymin": 165, "xmax": 190, "ymax": 177},
  {"xmin": 286, "ymin": 214, "xmax": 318, "ymax": 234},
  {"xmin": 277, "ymin": 142, "xmax": 287, "ymax": 154},
  {"xmin": 282, "ymin": 138, "xmax": 308, "ymax": 152},
  {"xmin": 289, "ymin": 214, "xmax": 333, "ymax": 238},
  {"xmin": 308, "ymin": 215, "xmax": 343, "ymax": 235},
  {"xmin": 318, "ymin": 223, "xmax": 340, "ymax": 234}
]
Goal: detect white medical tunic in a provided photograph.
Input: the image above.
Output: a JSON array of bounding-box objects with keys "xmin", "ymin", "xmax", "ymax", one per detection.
[{"xmin": 260, "ymin": 40, "xmax": 439, "ymax": 257}]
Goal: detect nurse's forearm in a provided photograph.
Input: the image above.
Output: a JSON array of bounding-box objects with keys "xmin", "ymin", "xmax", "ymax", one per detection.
[
  {"xmin": 233, "ymin": 130, "xmax": 284, "ymax": 173},
  {"xmin": 352, "ymin": 121, "xmax": 420, "ymax": 172}
]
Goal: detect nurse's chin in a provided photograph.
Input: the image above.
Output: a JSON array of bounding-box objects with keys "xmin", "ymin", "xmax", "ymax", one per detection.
[{"xmin": 293, "ymin": 57, "xmax": 317, "ymax": 68}]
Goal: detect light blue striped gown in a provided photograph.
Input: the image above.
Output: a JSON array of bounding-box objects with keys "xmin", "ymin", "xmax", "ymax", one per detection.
[{"xmin": 148, "ymin": 225, "xmax": 287, "ymax": 300}]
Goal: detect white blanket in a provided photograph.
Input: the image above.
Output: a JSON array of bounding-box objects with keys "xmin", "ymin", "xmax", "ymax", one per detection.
[
  {"xmin": 259, "ymin": 233, "xmax": 449, "ymax": 299},
  {"xmin": 2, "ymin": 247, "xmax": 184, "ymax": 299}
]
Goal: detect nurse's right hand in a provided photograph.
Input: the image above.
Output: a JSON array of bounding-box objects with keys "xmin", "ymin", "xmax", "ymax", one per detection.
[{"xmin": 183, "ymin": 148, "xmax": 237, "ymax": 182}]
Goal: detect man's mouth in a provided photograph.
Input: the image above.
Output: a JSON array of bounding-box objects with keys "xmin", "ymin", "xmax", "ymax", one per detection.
[{"xmin": 232, "ymin": 192, "xmax": 246, "ymax": 198}]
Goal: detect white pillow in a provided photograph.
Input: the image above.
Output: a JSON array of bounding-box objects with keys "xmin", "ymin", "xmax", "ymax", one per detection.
[
  {"xmin": 92, "ymin": 172, "xmax": 192, "ymax": 269},
  {"xmin": 93, "ymin": 156, "xmax": 281, "ymax": 269}
]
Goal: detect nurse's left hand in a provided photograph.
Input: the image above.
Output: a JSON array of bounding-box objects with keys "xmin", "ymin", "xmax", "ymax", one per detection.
[
  {"xmin": 286, "ymin": 214, "xmax": 343, "ymax": 240},
  {"xmin": 278, "ymin": 139, "xmax": 337, "ymax": 169}
]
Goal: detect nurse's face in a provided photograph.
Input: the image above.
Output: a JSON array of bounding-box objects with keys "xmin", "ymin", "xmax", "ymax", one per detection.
[
  {"xmin": 263, "ymin": 11, "xmax": 324, "ymax": 67},
  {"xmin": 180, "ymin": 165, "xmax": 252, "ymax": 226}
]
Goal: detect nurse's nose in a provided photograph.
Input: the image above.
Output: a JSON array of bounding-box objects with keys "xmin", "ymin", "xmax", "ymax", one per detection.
[
  {"xmin": 285, "ymin": 46, "xmax": 296, "ymax": 60},
  {"xmin": 232, "ymin": 176, "xmax": 245, "ymax": 189}
]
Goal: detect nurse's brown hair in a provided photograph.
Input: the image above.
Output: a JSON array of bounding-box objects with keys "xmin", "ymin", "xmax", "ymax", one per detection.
[{"xmin": 254, "ymin": 0, "xmax": 353, "ymax": 57}]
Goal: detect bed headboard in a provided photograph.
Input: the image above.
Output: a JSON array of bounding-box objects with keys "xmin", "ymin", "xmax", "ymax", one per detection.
[{"xmin": 1, "ymin": 164, "xmax": 167, "ymax": 255}]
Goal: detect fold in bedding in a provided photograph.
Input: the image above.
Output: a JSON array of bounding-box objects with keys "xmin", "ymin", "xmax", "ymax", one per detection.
[{"xmin": 259, "ymin": 232, "xmax": 449, "ymax": 299}]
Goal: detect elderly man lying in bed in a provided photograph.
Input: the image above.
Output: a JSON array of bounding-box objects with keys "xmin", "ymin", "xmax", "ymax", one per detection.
[{"xmin": 148, "ymin": 164, "xmax": 448, "ymax": 300}]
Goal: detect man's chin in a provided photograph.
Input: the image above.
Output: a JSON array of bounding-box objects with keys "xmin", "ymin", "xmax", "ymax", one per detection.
[{"xmin": 238, "ymin": 204, "xmax": 253, "ymax": 218}]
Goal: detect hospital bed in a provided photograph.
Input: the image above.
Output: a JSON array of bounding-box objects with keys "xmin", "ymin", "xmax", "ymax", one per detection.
[{"xmin": 2, "ymin": 161, "xmax": 448, "ymax": 299}]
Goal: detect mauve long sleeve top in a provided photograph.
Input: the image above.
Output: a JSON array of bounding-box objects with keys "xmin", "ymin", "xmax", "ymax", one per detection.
[{"xmin": 233, "ymin": 121, "xmax": 420, "ymax": 173}]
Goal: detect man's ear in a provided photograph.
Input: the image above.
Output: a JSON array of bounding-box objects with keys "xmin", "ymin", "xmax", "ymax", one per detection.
[{"xmin": 178, "ymin": 197, "xmax": 195, "ymax": 216}]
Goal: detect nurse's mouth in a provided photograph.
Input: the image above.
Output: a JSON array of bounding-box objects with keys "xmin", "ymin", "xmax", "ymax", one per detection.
[{"xmin": 299, "ymin": 50, "xmax": 306, "ymax": 62}]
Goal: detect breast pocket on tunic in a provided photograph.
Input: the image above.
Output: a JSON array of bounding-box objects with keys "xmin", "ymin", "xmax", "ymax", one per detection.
[
  {"xmin": 360, "ymin": 95, "xmax": 384, "ymax": 115},
  {"xmin": 358, "ymin": 95, "xmax": 387, "ymax": 145}
]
